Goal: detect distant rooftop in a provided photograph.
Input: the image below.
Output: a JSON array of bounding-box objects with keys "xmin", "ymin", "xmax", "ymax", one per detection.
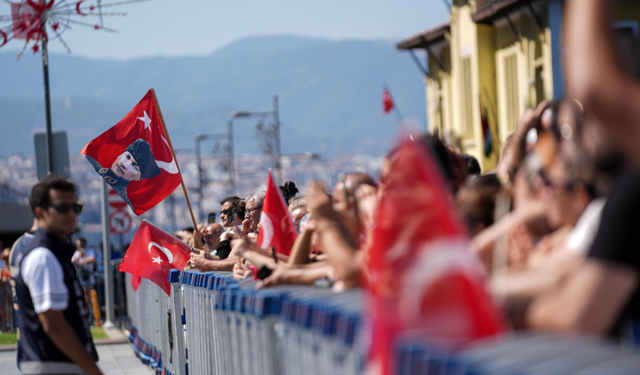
[
  {"xmin": 396, "ymin": 22, "xmax": 450, "ymax": 50},
  {"xmin": 474, "ymin": 0, "xmax": 543, "ymax": 23}
]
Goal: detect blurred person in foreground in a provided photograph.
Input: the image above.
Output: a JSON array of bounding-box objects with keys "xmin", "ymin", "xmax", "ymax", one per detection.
[
  {"xmin": 14, "ymin": 176, "xmax": 101, "ymax": 375},
  {"xmin": 525, "ymin": 0, "xmax": 640, "ymax": 337},
  {"xmin": 492, "ymin": 99, "xmax": 618, "ymax": 317}
]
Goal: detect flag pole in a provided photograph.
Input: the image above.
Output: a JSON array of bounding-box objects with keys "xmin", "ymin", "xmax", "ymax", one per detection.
[{"xmin": 149, "ymin": 88, "xmax": 204, "ymax": 250}]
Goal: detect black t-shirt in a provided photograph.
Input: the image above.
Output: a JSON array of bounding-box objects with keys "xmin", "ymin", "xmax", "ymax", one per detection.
[
  {"xmin": 216, "ymin": 240, "xmax": 232, "ymax": 260},
  {"xmin": 588, "ymin": 169, "xmax": 640, "ymax": 337}
]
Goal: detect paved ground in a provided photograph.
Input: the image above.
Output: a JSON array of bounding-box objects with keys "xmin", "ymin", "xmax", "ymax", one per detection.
[{"xmin": 0, "ymin": 343, "xmax": 154, "ymax": 375}]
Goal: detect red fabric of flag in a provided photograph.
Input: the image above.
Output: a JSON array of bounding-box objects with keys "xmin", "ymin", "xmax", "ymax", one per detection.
[
  {"xmin": 382, "ymin": 89, "xmax": 395, "ymax": 114},
  {"xmin": 257, "ymin": 171, "xmax": 298, "ymax": 256},
  {"xmin": 81, "ymin": 90, "xmax": 181, "ymax": 216},
  {"xmin": 118, "ymin": 220, "xmax": 191, "ymax": 295},
  {"xmin": 130, "ymin": 275, "xmax": 141, "ymax": 291},
  {"xmin": 367, "ymin": 135, "xmax": 504, "ymax": 374}
]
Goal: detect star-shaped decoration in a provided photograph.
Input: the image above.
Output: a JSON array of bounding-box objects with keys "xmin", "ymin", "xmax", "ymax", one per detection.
[
  {"xmin": 151, "ymin": 256, "xmax": 163, "ymax": 264},
  {"xmin": 137, "ymin": 111, "xmax": 151, "ymax": 132},
  {"xmin": 94, "ymin": 24, "xmax": 100, "ymax": 30},
  {"xmin": 90, "ymin": 5, "xmax": 95, "ymax": 11},
  {"xmin": 52, "ymin": 23, "xmax": 60, "ymax": 31},
  {"xmin": 32, "ymin": 43, "xmax": 39, "ymax": 53}
]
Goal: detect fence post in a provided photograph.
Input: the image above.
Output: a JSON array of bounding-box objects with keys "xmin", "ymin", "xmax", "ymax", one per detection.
[{"xmin": 169, "ymin": 269, "xmax": 187, "ymax": 375}]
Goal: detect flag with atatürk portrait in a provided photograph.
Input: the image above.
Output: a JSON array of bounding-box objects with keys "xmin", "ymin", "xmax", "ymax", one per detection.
[{"xmin": 81, "ymin": 90, "xmax": 181, "ymax": 215}]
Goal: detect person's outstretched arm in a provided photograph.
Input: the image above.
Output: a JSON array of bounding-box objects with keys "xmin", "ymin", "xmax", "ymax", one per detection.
[
  {"xmin": 288, "ymin": 222, "xmax": 316, "ymax": 265},
  {"xmin": 306, "ymin": 181, "xmax": 361, "ymax": 288},
  {"xmin": 566, "ymin": 0, "xmax": 640, "ymax": 160}
]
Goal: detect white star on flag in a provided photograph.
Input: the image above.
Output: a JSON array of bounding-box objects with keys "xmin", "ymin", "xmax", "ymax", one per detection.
[
  {"xmin": 151, "ymin": 256, "xmax": 163, "ymax": 264},
  {"xmin": 137, "ymin": 111, "xmax": 151, "ymax": 132}
]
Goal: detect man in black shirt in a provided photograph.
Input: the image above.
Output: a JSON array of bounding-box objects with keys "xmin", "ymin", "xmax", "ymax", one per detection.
[{"xmin": 15, "ymin": 177, "xmax": 101, "ymax": 374}]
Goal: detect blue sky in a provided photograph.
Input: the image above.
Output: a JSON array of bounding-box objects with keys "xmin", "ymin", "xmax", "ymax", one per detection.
[{"xmin": 2, "ymin": 0, "xmax": 449, "ymax": 60}]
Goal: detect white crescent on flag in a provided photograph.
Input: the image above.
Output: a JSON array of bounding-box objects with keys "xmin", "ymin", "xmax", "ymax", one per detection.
[
  {"xmin": 148, "ymin": 241, "xmax": 174, "ymax": 264},
  {"xmin": 138, "ymin": 109, "xmax": 179, "ymax": 175},
  {"xmin": 155, "ymin": 134, "xmax": 178, "ymax": 174},
  {"xmin": 259, "ymin": 211, "xmax": 274, "ymax": 249}
]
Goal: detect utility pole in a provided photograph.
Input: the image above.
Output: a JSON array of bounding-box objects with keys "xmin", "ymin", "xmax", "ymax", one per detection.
[
  {"xmin": 100, "ymin": 180, "xmax": 115, "ymax": 328},
  {"xmin": 273, "ymin": 95, "xmax": 282, "ymax": 183},
  {"xmin": 40, "ymin": 3, "xmax": 53, "ymax": 175},
  {"xmin": 227, "ymin": 118, "xmax": 236, "ymax": 194},
  {"xmin": 195, "ymin": 136, "xmax": 203, "ymax": 221}
]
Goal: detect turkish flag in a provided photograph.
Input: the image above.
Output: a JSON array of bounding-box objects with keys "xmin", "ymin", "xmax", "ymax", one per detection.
[
  {"xmin": 367, "ymin": 135, "xmax": 504, "ymax": 374},
  {"xmin": 382, "ymin": 88, "xmax": 395, "ymax": 114},
  {"xmin": 257, "ymin": 171, "xmax": 297, "ymax": 256},
  {"xmin": 81, "ymin": 90, "xmax": 181, "ymax": 216},
  {"xmin": 118, "ymin": 220, "xmax": 190, "ymax": 295}
]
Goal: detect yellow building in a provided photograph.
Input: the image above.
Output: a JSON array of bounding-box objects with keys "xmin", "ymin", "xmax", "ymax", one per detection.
[{"xmin": 398, "ymin": 0, "xmax": 640, "ymax": 172}]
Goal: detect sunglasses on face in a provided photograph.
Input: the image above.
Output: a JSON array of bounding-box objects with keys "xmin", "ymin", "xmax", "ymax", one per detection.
[
  {"xmin": 49, "ymin": 202, "xmax": 84, "ymax": 214},
  {"xmin": 539, "ymin": 170, "xmax": 576, "ymax": 192},
  {"xmin": 246, "ymin": 205, "xmax": 263, "ymax": 214},
  {"xmin": 220, "ymin": 209, "xmax": 231, "ymax": 216}
]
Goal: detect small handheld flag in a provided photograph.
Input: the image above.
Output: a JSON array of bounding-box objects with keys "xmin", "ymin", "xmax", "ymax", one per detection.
[
  {"xmin": 367, "ymin": 134, "xmax": 504, "ymax": 374},
  {"xmin": 257, "ymin": 170, "xmax": 298, "ymax": 256},
  {"xmin": 118, "ymin": 220, "xmax": 191, "ymax": 295}
]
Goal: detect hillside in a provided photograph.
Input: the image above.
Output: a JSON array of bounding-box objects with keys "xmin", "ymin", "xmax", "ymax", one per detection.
[{"xmin": 0, "ymin": 35, "xmax": 427, "ymax": 157}]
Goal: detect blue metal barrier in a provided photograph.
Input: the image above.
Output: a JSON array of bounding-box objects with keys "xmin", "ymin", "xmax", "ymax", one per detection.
[{"xmin": 125, "ymin": 269, "xmax": 640, "ymax": 375}]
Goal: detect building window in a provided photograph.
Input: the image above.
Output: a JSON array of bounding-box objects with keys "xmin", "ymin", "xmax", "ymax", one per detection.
[
  {"xmin": 504, "ymin": 53, "xmax": 519, "ymax": 132},
  {"xmin": 461, "ymin": 56, "xmax": 474, "ymax": 139}
]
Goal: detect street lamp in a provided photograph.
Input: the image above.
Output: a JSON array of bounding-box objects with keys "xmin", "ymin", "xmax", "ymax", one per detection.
[
  {"xmin": 227, "ymin": 95, "xmax": 283, "ymax": 191},
  {"xmin": 195, "ymin": 133, "xmax": 228, "ymax": 221}
]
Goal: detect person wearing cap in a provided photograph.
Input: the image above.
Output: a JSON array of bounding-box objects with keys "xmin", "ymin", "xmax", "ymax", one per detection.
[{"xmin": 85, "ymin": 138, "xmax": 161, "ymax": 209}]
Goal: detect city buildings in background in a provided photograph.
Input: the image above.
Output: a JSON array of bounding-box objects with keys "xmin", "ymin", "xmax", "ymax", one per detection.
[{"xmin": 0, "ymin": 152, "xmax": 382, "ymax": 249}]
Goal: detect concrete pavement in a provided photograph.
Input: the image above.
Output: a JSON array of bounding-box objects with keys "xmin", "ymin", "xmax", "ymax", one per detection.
[{"xmin": 0, "ymin": 343, "xmax": 153, "ymax": 375}]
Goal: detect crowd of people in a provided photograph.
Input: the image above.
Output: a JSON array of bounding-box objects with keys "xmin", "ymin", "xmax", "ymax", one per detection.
[
  {"xmin": 6, "ymin": 0, "xmax": 640, "ymax": 373},
  {"xmin": 174, "ymin": 0, "xmax": 640, "ymax": 341}
]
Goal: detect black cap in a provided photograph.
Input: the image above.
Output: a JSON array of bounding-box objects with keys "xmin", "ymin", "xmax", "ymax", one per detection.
[{"xmin": 125, "ymin": 139, "xmax": 161, "ymax": 180}]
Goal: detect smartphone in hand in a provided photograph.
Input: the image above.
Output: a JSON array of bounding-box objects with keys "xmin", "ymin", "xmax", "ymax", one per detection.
[{"xmin": 208, "ymin": 212, "xmax": 216, "ymax": 224}]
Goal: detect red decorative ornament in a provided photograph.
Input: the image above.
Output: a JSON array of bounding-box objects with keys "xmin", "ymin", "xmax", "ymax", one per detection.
[
  {"xmin": 31, "ymin": 42, "xmax": 39, "ymax": 53},
  {"xmin": 1, "ymin": 0, "xmax": 147, "ymax": 58}
]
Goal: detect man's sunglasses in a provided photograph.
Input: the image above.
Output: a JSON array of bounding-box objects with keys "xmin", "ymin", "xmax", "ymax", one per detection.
[
  {"xmin": 220, "ymin": 209, "xmax": 231, "ymax": 216},
  {"xmin": 246, "ymin": 205, "xmax": 263, "ymax": 214},
  {"xmin": 49, "ymin": 202, "xmax": 84, "ymax": 214}
]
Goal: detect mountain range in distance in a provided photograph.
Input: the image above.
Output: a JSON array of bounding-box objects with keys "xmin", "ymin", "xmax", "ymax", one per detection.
[{"xmin": 0, "ymin": 35, "xmax": 428, "ymax": 158}]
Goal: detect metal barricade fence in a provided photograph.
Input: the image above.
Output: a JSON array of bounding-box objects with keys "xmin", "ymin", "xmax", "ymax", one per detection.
[
  {"xmin": 125, "ymin": 272, "xmax": 185, "ymax": 375},
  {"xmin": 125, "ymin": 269, "xmax": 640, "ymax": 375}
]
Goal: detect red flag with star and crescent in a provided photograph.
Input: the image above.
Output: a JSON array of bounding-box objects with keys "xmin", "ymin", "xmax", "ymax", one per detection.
[
  {"xmin": 118, "ymin": 220, "xmax": 191, "ymax": 295},
  {"xmin": 257, "ymin": 171, "xmax": 297, "ymax": 256},
  {"xmin": 81, "ymin": 89, "xmax": 181, "ymax": 215},
  {"xmin": 367, "ymin": 134, "xmax": 505, "ymax": 375}
]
